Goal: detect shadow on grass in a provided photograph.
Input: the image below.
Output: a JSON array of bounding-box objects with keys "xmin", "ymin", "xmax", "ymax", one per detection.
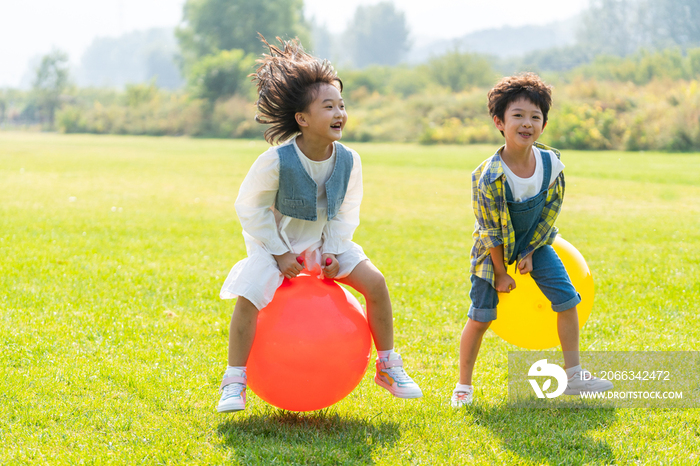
[
  {"xmin": 471, "ymin": 404, "xmax": 617, "ymax": 464},
  {"xmin": 217, "ymin": 407, "xmax": 400, "ymax": 465}
]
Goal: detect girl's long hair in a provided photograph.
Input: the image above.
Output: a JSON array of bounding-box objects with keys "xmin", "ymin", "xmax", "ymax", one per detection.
[{"xmin": 251, "ymin": 36, "xmax": 343, "ymax": 145}]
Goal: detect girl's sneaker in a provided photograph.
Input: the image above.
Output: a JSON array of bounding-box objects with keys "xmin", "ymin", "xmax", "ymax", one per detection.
[
  {"xmin": 450, "ymin": 388, "xmax": 473, "ymax": 408},
  {"xmin": 374, "ymin": 353, "xmax": 423, "ymax": 398},
  {"xmin": 217, "ymin": 368, "xmax": 247, "ymax": 413}
]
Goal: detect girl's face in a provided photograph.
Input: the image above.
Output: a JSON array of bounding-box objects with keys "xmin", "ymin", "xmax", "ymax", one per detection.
[{"xmin": 295, "ymin": 83, "xmax": 347, "ymax": 144}]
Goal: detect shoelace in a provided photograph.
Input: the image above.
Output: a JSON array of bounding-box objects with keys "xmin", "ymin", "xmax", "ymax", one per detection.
[
  {"xmin": 453, "ymin": 392, "xmax": 470, "ymax": 402},
  {"xmin": 222, "ymin": 382, "xmax": 245, "ymax": 399},
  {"xmin": 386, "ymin": 365, "xmax": 413, "ymax": 383}
]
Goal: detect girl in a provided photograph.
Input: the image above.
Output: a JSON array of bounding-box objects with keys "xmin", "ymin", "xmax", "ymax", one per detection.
[{"xmin": 217, "ymin": 37, "xmax": 422, "ymax": 413}]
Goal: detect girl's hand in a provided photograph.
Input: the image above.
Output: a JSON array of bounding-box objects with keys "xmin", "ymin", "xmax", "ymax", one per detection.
[
  {"xmin": 321, "ymin": 254, "xmax": 339, "ymax": 279},
  {"xmin": 517, "ymin": 252, "xmax": 534, "ymax": 275},
  {"xmin": 494, "ymin": 271, "xmax": 516, "ymax": 293},
  {"xmin": 273, "ymin": 252, "xmax": 304, "ymax": 279}
]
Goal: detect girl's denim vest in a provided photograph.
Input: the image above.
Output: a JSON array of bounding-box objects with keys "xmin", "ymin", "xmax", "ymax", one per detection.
[{"xmin": 274, "ymin": 142, "xmax": 354, "ymax": 221}]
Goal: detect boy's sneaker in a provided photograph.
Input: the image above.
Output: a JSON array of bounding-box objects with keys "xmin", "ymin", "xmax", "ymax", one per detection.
[
  {"xmin": 217, "ymin": 368, "xmax": 247, "ymax": 413},
  {"xmin": 374, "ymin": 352, "xmax": 423, "ymax": 399},
  {"xmin": 564, "ymin": 369, "xmax": 614, "ymax": 395},
  {"xmin": 450, "ymin": 388, "xmax": 473, "ymax": 408}
]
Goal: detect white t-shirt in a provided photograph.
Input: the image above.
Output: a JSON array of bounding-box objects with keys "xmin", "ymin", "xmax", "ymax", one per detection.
[
  {"xmin": 233, "ymin": 136, "xmax": 363, "ymax": 256},
  {"xmin": 294, "ymin": 139, "xmax": 335, "ymax": 210},
  {"xmin": 501, "ymin": 147, "xmax": 565, "ymax": 202}
]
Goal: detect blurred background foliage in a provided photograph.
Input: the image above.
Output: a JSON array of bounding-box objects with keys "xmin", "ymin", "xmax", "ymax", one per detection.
[{"xmin": 2, "ymin": 0, "xmax": 700, "ymax": 151}]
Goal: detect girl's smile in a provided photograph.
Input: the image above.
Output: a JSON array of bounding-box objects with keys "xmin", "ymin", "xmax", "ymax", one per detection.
[
  {"xmin": 296, "ymin": 83, "xmax": 347, "ymax": 143},
  {"xmin": 295, "ymin": 83, "xmax": 348, "ymax": 161}
]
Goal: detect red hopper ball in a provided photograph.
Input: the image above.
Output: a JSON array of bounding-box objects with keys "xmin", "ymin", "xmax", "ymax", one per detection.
[{"xmin": 246, "ymin": 274, "xmax": 371, "ymax": 411}]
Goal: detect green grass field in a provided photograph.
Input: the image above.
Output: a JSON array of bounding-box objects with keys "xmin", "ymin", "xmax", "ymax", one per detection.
[{"xmin": 1, "ymin": 131, "xmax": 699, "ymax": 465}]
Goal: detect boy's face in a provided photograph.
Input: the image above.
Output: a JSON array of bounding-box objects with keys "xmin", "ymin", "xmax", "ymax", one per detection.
[
  {"xmin": 295, "ymin": 83, "xmax": 347, "ymax": 143},
  {"xmin": 494, "ymin": 97, "xmax": 546, "ymax": 149}
]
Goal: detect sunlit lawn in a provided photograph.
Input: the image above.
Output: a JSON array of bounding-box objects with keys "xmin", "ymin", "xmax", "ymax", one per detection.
[{"xmin": 1, "ymin": 131, "xmax": 699, "ymax": 464}]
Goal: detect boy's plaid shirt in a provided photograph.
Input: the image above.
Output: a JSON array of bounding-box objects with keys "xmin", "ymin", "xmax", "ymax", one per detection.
[{"xmin": 470, "ymin": 142, "xmax": 565, "ymax": 287}]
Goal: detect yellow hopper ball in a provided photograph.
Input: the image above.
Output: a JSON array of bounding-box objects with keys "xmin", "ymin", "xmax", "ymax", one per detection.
[{"xmin": 489, "ymin": 237, "xmax": 594, "ymax": 350}]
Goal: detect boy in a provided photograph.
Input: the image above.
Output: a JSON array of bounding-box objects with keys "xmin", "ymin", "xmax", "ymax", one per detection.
[{"xmin": 451, "ymin": 73, "xmax": 612, "ymax": 407}]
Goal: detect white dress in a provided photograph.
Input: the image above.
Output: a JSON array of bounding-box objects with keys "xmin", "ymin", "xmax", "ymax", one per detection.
[{"xmin": 220, "ymin": 137, "xmax": 368, "ymax": 310}]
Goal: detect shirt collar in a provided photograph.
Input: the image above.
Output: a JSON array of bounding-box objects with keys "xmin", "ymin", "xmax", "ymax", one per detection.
[{"xmin": 486, "ymin": 145, "xmax": 506, "ymax": 184}]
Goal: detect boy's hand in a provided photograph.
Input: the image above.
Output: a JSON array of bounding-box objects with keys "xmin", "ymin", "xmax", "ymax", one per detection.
[
  {"xmin": 494, "ymin": 272, "xmax": 516, "ymax": 293},
  {"xmin": 321, "ymin": 254, "xmax": 339, "ymax": 279},
  {"xmin": 273, "ymin": 252, "xmax": 304, "ymax": 279},
  {"xmin": 517, "ymin": 252, "xmax": 534, "ymax": 275}
]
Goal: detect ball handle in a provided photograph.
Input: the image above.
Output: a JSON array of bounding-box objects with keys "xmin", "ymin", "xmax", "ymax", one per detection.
[{"xmin": 294, "ymin": 256, "xmax": 332, "ymax": 266}]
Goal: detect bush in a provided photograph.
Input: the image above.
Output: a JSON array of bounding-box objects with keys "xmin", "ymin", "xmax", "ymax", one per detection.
[
  {"xmin": 427, "ymin": 50, "xmax": 496, "ymax": 92},
  {"xmin": 56, "ymin": 106, "xmax": 88, "ymax": 133},
  {"xmin": 545, "ymin": 103, "xmax": 626, "ymax": 150},
  {"xmin": 419, "ymin": 118, "xmax": 496, "ymax": 145},
  {"xmin": 206, "ymin": 95, "xmax": 264, "ymax": 138},
  {"xmin": 623, "ymin": 80, "xmax": 700, "ymax": 151},
  {"xmin": 340, "ymin": 65, "xmax": 433, "ymax": 97},
  {"xmin": 571, "ymin": 48, "xmax": 700, "ymax": 84},
  {"xmin": 15, "ymin": 49, "xmax": 700, "ymax": 152},
  {"xmin": 56, "ymin": 92, "xmax": 205, "ymax": 136}
]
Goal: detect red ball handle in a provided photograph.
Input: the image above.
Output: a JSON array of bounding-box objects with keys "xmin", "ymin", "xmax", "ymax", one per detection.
[
  {"xmin": 325, "ymin": 257, "xmax": 332, "ymax": 266},
  {"xmin": 296, "ymin": 256, "xmax": 304, "ymax": 265}
]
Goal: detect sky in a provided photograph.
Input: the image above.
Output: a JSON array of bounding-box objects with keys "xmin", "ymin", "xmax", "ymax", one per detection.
[{"xmin": 0, "ymin": 0, "xmax": 589, "ymax": 88}]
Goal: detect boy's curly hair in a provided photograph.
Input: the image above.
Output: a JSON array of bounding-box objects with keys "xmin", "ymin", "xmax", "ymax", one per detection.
[
  {"xmin": 251, "ymin": 36, "xmax": 343, "ymax": 145},
  {"xmin": 487, "ymin": 73, "xmax": 552, "ymax": 135}
]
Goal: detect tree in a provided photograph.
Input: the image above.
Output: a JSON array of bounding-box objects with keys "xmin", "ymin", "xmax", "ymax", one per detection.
[
  {"xmin": 33, "ymin": 50, "xmax": 70, "ymax": 127},
  {"xmin": 187, "ymin": 49, "xmax": 255, "ymax": 102},
  {"xmin": 176, "ymin": 0, "xmax": 310, "ymax": 70},
  {"xmin": 646, "ymin": 0, "xmax": 700, "ymax": 48},
  {"xmin": 345, "ymin": 2, "xmax": 410, "ymax": 68},
  {"xmin": 576, "ymin": 0, "xmax": 641, "ymax": 56},
  {"xmin": 577, "ymin": 0, "xmax": 700, "ymax": 56},
  {"xmin": 80, "ymin": 28, "xmax": 184, "ymax": 89},
  {"xmin": 310, "ymin": 22, "xmax": 335, "ymax": 62}
]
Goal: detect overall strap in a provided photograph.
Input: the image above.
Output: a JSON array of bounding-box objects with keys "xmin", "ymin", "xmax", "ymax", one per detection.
[
  {"xmin": 539, "ymin": 148, "xmax": 552, "ymax": 192},
  {"xmin": 504, "ymin": 174, "xmax": 514, "ymax": 202}
]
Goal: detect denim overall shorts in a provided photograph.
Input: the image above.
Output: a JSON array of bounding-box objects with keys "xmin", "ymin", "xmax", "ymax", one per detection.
[{"xmin": 468, "ymin": 153, "xmax": 581, "ymax": 323}]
